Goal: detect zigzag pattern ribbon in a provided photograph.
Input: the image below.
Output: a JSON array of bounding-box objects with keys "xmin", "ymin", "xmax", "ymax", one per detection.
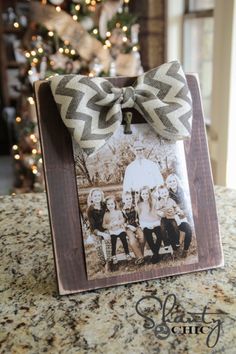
[{"xmin": 50, "ymin": 61, "xmax": 192, "ymax": 156}]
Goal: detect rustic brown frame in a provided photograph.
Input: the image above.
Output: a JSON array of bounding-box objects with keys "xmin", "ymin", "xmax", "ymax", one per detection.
[{"xmin": 34, "ymin": 74, "xmax": 223, "ymax": 295}]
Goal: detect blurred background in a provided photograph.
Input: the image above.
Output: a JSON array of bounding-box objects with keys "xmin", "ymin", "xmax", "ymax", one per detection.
[{"xmin": 0, "ymin": 0, "xmax": 235, "ymax": 195}]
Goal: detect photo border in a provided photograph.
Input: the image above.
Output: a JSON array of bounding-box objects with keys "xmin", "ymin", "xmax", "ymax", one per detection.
[{"xmin": 34, "ymin": 74, "xmax": 223, "ymax": 295}]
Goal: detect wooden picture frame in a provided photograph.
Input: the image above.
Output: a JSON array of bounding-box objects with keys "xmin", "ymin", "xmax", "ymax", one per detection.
[{"xmin": 34, "ymin": 74, "xmax": 223, "ymax": 295}]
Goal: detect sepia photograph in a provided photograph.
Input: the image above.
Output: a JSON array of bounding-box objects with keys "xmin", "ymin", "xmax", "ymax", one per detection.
[{"xmin": 73, "ymin": 123, "xmax": 198, "ymax": 280}]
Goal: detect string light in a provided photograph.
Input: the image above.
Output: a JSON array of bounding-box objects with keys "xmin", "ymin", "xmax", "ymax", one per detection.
[
  {"xmin": 48, "ymin": 31, "xmax": 54, "ymax": 37},
  {"xmin": 123, "ymin": 36, "xmax": 128, "ymax": 42},
  {"xmin": 73, "ymin": 15, "xmax": 78, "ymax": 21},
  {"xmin": 14, "ymin": 154, "xmax": 20, "ymax": 160},
  {"xmin": 75, "ymin": 4, "xmax": 80, "ymax": 11},
  {"xmin": 122, "ymin": 26, "xmax": 128, "ymax": 32},
  {"xmin": 105, "ymin": 40, "xmax": 111, "ymax": 47},
  {"xmin": 13, "ymin": 22, "xmax": 20, "ymax": 28},
  {"xmin": 31, "ymin": 50, "xmax": 36, "ymax": 56},
  {"xmin": 38, "ymin": 48, "xmax": 43, "ymax": 54},
  {"xmin": 65, "ymin": 48, "xmax": 69, "ymax": 54},
  {"xmin": 32, "ymin": 166, "xmax": 38, "ymax": 174},
  {"xmin": 88, "ymin": 72, "xmax": 94, "ymax": 77},
  {"xmin": 33, "ymin": 58, "xmax": 38, "ymax": 64},
  {"xmin": 59, "ymin": 47, "xmax": 64, "ymax": 53},
  {"xmin": 25, "ymin": 52, "xmax": 30, "ymax": 58},
  {"xmin": 30, "ymin": 134, "xmax": 37, "ymax": 142},
  {"xmin": 70, "ymin": 49, "xmax": 76, "ymax": 55},
  {"xmin": 56, "ymin": 6, "xmax": 61, "ymax": 12},
  {"xmin": 32, "ymin": 149, "xmax": 37, "ymax": 155},
  {"xmin": 16, "ymin": 117, "xmax": 21, "ymax": 123},
  {"xmin": 93, "ymin": 28, "xmax": 98, "ymax": 35},
  {"xmin": 106, "ymin": 31, "xmax": 111, "ymax": 37},
  {"xmin": 85, "ymin": 0, "xmax": 91, "ymax": 4},
  {"xmin": 39, "ymin": 158, "xmax": 43, "ymax": 164},
  {"xmin": 12, "ymin": 145, "xmax": 18, "ymax": 151},
  {"xmin": 27, "ymin": 97, "xmax": 35, "ymax": 105},
  {"xmin": 28, "ymin": 70, "xmax": 33, "ymax": 75},
  {"xmin": 124, "ymin": 0, "xmax": 130, "ymax": 3}
]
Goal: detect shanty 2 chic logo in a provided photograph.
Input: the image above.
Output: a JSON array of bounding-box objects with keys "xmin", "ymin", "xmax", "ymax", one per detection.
[{"xmin": 135, "ymin": 294, "xmax": 225, "ymax": 348}]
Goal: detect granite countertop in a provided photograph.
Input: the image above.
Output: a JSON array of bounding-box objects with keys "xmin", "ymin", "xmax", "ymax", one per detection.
[{"xmin": 0, "ymin": 186, "xmax": 235, "ymax": 354}]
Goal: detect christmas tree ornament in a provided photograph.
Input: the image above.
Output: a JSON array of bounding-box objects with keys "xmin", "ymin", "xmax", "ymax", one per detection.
[
  {"xmin": 28, "ymin": 66, "xmax": 40, "ymax": 85},
  {"xmin": 131, "ymin": 24, "xmax": 139, "ymax": 44},
  {"xmin": 7, "ymin": 7, "xmax": 16, "ymax": 24},
  {"xmin": 89, "ymin": 58, "xmax": 103, "ymax": 76},
  {"xmin": 39, "ymin": 57, "xmax": 47, "ymax": 79},
  {"xmin": 109, "ymin": 60, "xmax": 116, "ymax": 76}
]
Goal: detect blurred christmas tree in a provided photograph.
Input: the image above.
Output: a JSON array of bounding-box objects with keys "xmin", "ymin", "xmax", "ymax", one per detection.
[{"xmin": 8, "ymin": 0, "xmax": 142, "ymax": 193}]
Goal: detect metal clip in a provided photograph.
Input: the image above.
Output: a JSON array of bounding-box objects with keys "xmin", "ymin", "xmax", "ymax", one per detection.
[{"xmin": 124, "ymin": 111, "xmax": 133, "ymax": 134}]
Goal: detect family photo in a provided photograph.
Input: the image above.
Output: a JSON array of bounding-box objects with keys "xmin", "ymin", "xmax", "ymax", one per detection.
[{"xmin": 73, "ymin": 124, "xmax": 198, "ymax": 280}]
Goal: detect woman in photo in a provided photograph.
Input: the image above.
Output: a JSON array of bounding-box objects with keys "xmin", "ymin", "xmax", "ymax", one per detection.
[
  {"xmin": 87, "ymin": 188, "xmax": 112, "ymax": 272},
  {"xmin": 156, "ymin": 185, "xmax": 184, "ymax": 253},
  {"xmin": 165, "ymin": 173, "xmax": 185, "ymax": 208},
  {"xmin": 137, "ymin": 186, "xmax": 163, "ymax": 263},
  {"xmin": 166, "ymin": 174, "xmax": 192, "ymax": 257},
  {"xmin": 122, "ymin": 191, "xmax": 145, "ymax": 265},
  {"xmin": 103, "ymin": 195, "xmax": 132, "ymax": 265}
]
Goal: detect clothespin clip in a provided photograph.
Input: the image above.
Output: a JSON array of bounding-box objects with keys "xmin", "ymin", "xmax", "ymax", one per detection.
[{"xmin": 124, "ymin": 111, "xmax": 133, "ymax": 134}]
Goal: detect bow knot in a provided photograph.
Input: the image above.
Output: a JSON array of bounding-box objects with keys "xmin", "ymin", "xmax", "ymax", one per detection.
[
  {"xmin": 50, "ymin": 61, "xmax": 192, "ymax": 156},
  {"xmin": 121, "ymin": 86, "xmax": 136, "ymax": 109}
]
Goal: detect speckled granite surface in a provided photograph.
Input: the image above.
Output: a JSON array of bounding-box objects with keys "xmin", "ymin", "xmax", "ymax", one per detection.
[{"xmin": 0, "ymin": 186, "xmax": 235, "ymax": 354}]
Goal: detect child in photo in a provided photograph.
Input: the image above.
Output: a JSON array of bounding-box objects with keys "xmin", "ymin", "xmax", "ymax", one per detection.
[
  {"xmin": 137, "ymin": 186, "xmax": 163, "ymax": 263},
  {"xmin": 87, "ymin": 188, "xmax": 112, "ymax": 271},
  {"xmin": 166, "ymin": 173, "xmax": 185, "ymax": 209},
  {"xmin": 152, "ymin": 187, "xmax": 170, "ymax": 250},
  {"xmin": 122, "ymin": 191, "xmax": 145, "ymax": 265},
  {"xmin": 156, "ymin": 185, "xmax": 183, "ymax": 252},
  {"xmin": 166, "ymin": 173, "xmax": 192, "ymax": 257},
  {"xmin": 103, "ymin": 196, "xmax": 132, "ymax": 265}
]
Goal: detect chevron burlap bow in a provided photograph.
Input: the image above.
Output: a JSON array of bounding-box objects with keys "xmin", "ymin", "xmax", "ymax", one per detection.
[{"xmin": 50, "ymin": 61, "xmax": 192, "ymax": 156}]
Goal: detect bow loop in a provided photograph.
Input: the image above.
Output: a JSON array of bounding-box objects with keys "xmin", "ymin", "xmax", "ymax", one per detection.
[
  {"xmin": 121, "ymin": 86, "xmax": 136, "ymax": 109},
  {"xmin": 50, "ymin": 61, "xmax": 192, "ymax": 156}
]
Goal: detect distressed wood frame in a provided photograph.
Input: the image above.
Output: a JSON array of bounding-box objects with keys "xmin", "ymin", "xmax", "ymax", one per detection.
[{"xmin": 34, "ymin": 74, "xmax": 223, "ymax": 295}]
